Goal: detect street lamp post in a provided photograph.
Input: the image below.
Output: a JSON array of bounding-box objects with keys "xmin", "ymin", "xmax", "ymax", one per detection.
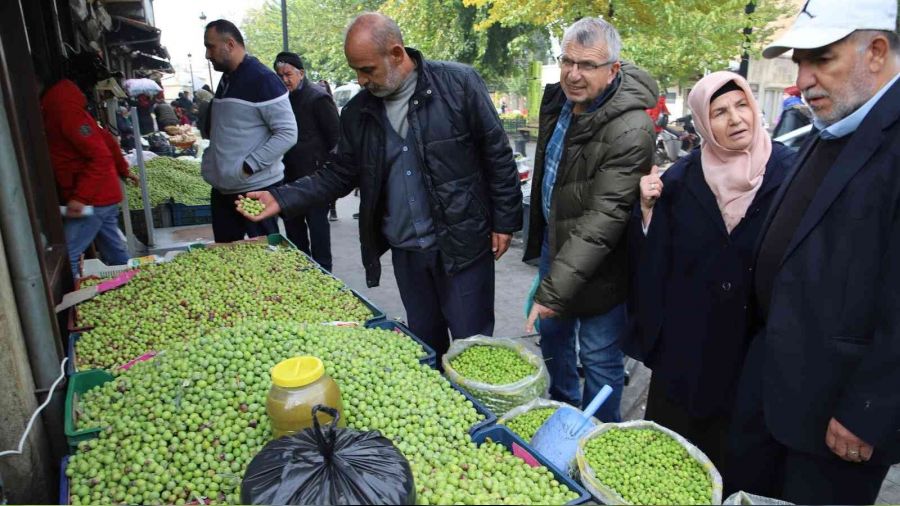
[
  {"xmin": 187, "ymin": 53, "xmax": 196, "ymax": 93},
  {"xmin": 738, "ymin": 2, "xmax": 756, "ymax": 78},
  {"xmin": 199, "ymin": 12, "xmax": 214, "ymax": 89},
  {"xmin": 281, "ymin": 0, "xmax": 289, "ymax": 51}
]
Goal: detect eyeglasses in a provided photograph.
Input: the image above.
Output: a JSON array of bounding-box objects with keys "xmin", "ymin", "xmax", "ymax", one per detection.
[{"xmin": 556, "ymin": 55, "xmax": 617, "ymax": 72}]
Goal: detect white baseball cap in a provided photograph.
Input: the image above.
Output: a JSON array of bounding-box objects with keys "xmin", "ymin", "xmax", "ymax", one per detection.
[{"xmin": 763, "ymin": 0, "xmax": 898, "ymax": 59}]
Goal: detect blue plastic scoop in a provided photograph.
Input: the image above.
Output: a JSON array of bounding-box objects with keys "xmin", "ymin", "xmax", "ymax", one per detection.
[{"xmin": 529, "ymin": 384, "xmax": 613, "ymax": 471}]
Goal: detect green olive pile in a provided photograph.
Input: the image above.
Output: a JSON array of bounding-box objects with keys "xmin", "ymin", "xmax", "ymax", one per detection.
[
  {"xmin": 125, "ymin": 157, "xmax": 209, "ymax": 210},
  {"xmin": 237, "ymin": 196, "xmax": 265, "ymax": 217},
  {"xmin": 75, "ymin": 244, "xmax": 373, "ymax": 370},
  {"xmin": 583, "ymin": 428, "xmax": 713, "ymax": 505},
  {"xmin": 450, "ymin": 345, "xmax": 537, "ymax": 385},
  {"xmin": 503, "ymin": 407, "xmax": 557, "ymax": 441},
  {"xmin": 67, "ymin": 323, "xmax": 580, "ymax": 505}
]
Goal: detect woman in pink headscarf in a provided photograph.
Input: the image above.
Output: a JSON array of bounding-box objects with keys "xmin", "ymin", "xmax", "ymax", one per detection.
[{"xmin": 623, "ymin": 71, "xmax": 797, "ymax": 468}]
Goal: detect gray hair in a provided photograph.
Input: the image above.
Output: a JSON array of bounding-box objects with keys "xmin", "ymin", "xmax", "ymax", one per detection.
[
  {"xmin": 561, "ymin": 17, "xmax": 622, "ymax": 62},
  {"xmin": 345, "ymin": 12, "xmax": 404, "ymax": 54},
  {"xmin": 851, "ymin": 29, "xmax": 900, "ymax": 54}
]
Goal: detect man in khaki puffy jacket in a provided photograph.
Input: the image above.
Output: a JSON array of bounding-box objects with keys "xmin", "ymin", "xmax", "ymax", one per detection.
[{"xmin": 524, "ymin": 17, "xmax": 656, "ymax": 422}]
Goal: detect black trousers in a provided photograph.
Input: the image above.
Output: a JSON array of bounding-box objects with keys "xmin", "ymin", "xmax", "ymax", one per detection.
[
  {"xmin": 284, "ymin": 206, "xmax": 332, "ymax": 272},
  {"xmin": 210, "ymin": 183, "xmax": 281, "ymax": 243},
  {"xmin": 726, "ymin": 337, "xmax": 890, "ymax": 504},
  {"xmin": 391, "ymin": 248, "xmax": 495, "ymax": 364},
  {"xmin": 645, "ymin": 373, "xmax": 731, "ymax": 471}
]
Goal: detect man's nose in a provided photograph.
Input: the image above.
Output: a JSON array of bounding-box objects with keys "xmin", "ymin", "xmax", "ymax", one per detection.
[{"xmin": 796, "ymin": 61, "xmax": 816, "ymax": 93}]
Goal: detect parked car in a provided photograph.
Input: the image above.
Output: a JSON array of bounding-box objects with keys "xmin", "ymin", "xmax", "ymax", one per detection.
[
  {"xmin": 774, "ymin": 123, "xmax": 813, "ymax": 149},
  {"xmin": 333, "ymin": 82, "xmax": 362, "ymax": 115}
]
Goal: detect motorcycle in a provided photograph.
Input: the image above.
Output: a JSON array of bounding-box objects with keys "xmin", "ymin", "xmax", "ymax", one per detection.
[{"xmin": 654, "ymin": 116, "xmax": 699, "ymax": 165}]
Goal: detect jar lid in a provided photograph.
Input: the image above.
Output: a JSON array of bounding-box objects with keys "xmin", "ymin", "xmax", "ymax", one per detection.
[{"xmin": 271, "ymin": 356, "xmax": 324, "ymax": 388}]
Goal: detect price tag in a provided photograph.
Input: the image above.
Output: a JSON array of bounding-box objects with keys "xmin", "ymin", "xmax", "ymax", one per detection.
[{"xmin": 128, "ymin": 255, "xmax": 158, "ymax": 267}]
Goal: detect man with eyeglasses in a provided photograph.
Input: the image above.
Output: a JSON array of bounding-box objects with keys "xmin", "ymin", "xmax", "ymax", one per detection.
[{"xmin": 524, "ymin": 17, "xmax": 657, "ymax": 422}]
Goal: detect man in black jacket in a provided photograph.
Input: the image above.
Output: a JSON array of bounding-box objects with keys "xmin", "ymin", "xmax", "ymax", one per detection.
[
  {"xmin": 728, "ymin": 0, "xmax": 900, "ymax": 502},
  {"xmin": 240, "ymin": 12, "xmax": 522, "ymax": 361},
  {"xmin": 274, "ymin": 52, "xmax": 340, "ymax": 272}
]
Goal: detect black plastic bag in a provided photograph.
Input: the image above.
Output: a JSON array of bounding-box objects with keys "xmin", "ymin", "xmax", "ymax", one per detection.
[{"xmin": 241, "ymin": 405, "xmax": 415, "ymax": 505}]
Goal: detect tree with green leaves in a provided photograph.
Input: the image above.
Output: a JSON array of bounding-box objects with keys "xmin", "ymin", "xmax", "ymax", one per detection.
[
  {"xmin": 241, "ymin": 0, "xmax": 551, "ymax": 90},
  {"xmin": 462, "ymin": 0, "xmax": 791, "ymax": 87},
  {"xmin": 242, "ymin": 0, "xmax": 380, "ymax": 84}
]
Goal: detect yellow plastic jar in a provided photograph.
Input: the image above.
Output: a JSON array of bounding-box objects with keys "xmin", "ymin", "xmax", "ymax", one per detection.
[{"xmin": 266, "ymin": 356, "xmax": 345, "ymax": 438}]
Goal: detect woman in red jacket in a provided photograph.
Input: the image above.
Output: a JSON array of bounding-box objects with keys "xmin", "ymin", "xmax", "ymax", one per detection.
[{"xmin": 41, "ymin": 64, "xmax": 138, "ymax": 277}]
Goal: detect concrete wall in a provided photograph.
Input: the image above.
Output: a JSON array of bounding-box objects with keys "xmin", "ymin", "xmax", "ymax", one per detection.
[{"xmin": 0, "ymin": 227, "xmax": 54, "ymax": 504}]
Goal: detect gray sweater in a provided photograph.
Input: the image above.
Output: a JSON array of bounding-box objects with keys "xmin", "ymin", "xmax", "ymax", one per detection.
[{"xmin": 201, "ymin": 55, "xmax": 297, "ymax": 193}]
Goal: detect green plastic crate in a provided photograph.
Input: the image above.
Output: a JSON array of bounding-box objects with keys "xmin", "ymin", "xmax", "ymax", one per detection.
[{"xmin": 64, "ymin": 369, "xmax": 114, "ymax": 452}]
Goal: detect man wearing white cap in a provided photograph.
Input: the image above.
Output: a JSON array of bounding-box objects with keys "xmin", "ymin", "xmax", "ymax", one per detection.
[{"xmin": 727, "ymin": 0, "xmax": 900, "ymax": 503}]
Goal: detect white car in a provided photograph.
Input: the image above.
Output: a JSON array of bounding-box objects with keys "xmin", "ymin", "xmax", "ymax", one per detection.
[
  {"xmin": 774, "ymin": 123, "xmax": 813, "ymax": 149},
  {"xmin": 333, "ymin": 82, "xmax": 361, "ymax": 115}
]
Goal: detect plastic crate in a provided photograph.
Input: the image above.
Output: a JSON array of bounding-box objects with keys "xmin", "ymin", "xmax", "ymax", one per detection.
[
  {"xmin": 66, "ymin": 333, "xmax": 80, "ymax": 376},
  {"xmin": 170, "ymin": 201, "xmax": 212, "ymax": 226},
  {"xmin": 347, "ymin": 288, "xmax": 386, "ymax": 327},
  {"xmin": 59, "ymin": 456, "xmax": 69, "ymax": 505},
  {"xmin": 121, "ymin": 204, "xmax": 173, "ymax": 246},
  {"xmin": 64, "ymin": 369, "xmax": 115, "ymax": 452},
  {"xmin": 66, "ymin": 276, "xmax": 100, "ymax": 333},
  {"xmin": 471, "ymin": 425, "xmax": 592, "ymax": 505},
  {"xmin": 450, "ymin": 380, "xmax": 498, "ymax": 435},
  {"xmin": 365, "ymin": 320, "xmax": 436, "ymax": 368}
]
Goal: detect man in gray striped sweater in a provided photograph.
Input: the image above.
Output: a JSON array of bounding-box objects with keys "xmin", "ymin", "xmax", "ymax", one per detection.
[{"xmin": 201, "ymin": 19, "xmax": 297, "ymax": 242}]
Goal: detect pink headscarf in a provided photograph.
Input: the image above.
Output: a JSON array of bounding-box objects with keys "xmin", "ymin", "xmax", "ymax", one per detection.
[{"xmin": 688, "ymin": 71, "xmax": 772, "ymax": 233}]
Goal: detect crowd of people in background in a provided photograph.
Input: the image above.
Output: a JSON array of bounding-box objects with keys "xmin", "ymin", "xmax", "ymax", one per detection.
[{"xmin": 36, "ymin": 0, "xmax": 899, "ymax": 503}]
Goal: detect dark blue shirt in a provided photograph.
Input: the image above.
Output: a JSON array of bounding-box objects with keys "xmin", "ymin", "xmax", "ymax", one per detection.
[{"xmin": 381, "ymin": 110, "xmax": 436, "ymax": 250}]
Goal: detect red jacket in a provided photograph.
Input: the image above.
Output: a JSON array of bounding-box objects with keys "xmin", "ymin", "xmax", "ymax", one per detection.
[
  {"xmin": 41, "ymin": 79, "xmax": 130, "ymax": 206},
  {"xmin": 646, "ymin": 96, "xmax": 670, "ymax": 134}
]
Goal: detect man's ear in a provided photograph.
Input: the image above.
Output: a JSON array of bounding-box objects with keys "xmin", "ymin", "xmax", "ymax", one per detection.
[
  {"xmin": 389, "ymin": 44, "xmax": 405, "ymax": 63},
  {"xmin": 608, "ymin": 61, "xmax": 622, "ymax": 85},
  {"xmin": 867, "ymin": 35, "xmax": 890, "ymax": 73}
]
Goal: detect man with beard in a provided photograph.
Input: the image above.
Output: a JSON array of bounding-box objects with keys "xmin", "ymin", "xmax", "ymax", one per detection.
[
  {"xmin": 728, "ymin": 0, "xmax": 900, "ymax": 502},
  {"xmin": 201, "ymin": 19, "xmax": 296, "ymax": 242},
  {"xmin": 238, "ymin": 12, "xmax": 522, "ymax": 363}
]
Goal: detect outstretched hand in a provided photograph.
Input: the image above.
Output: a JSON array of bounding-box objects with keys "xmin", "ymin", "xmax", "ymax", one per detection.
[{"xmin": 235, "ymin": 191, "xmax": 281, "ymax": 222}]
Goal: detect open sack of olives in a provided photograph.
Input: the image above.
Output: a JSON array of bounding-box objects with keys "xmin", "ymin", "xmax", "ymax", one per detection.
[
  {"xmin": 499, "ymin": 398, "xmax": 600, "ymax": 444},
  {"xmin": 442, "ymin": 336, "xmax": 550, "ymax": 415},
  {"xmin": 575, "ymin": 420, "xmax": 723, "ymax": 505}
]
